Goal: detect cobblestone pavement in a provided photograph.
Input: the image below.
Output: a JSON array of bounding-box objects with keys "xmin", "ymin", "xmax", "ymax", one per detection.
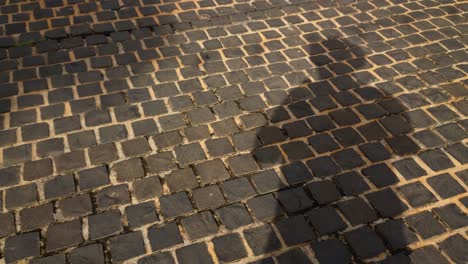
[{"xmin": 0, "ymin": 0, "xmax": 467, "ymax": 263}]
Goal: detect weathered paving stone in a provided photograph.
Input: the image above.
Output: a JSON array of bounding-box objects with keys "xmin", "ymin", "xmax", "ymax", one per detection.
[
  {"xmin": 174, "ymin": 142, "xmax": 206, "ymax": 165},
  {"xmin": 153, "ymin": 130, "xmax": 183, "ymax": 149},
  {"xmin": 332, "ymin": 127, "xmax": 364, "ymax": 147},
  {"xmin": 359, "ymin": 142, "xmax": 392, "ymax": 162},
  {"xmin": 378, "ymin": 252, "xmax": 411, "ymax": 264},
  {"xmin": 46, "ymin": 220, "xmax": 83, "ymax": 251},
  {"xmin": 121, "ymin": 138, "xmax": 151, "ymax": 157},
  {"xmin": 180, "ymin": 211, "xmax": 219, "ymax": 240},
  {"xmin": 0, "ymin": 166, "xmax": 20, "ymax": 187},
  {"xmin": 88, "ymin": 143, "xmax": 119, "ymax": 166},
  {"xmin": 21, "ymin": 122, "xmax": 50, "ymax": 141},
  {"xmin": 145, "ymin": 151, "xmax": 177, "ymax": 174},
  {"xmin": 58, "ymin": 194, "xmax": 93, "ymax": 219},
  {"xmin": 99, "ymin": 124, "xmax": 128, "ymax": 143},
  {"xmin": 30, "ymin": 253, "xmax": 67, "ymax": 264},
  {"xmin": 375, "ymin": 219, "xmax": 418, "ymax": 250},
  {"xmin": 193, "ymin": 185, "xmax": 226, "ymax": 209},
  {"xmin": 159, "ymin": 192, "xmax": 193, "ymax": 218},
  {"xmin": 410, "ymin": 245, "xmax": 451, "ymax": 264},
  {"xmin": 20, "ymin": 203, "xmax": 54, "ymax": 231},
  {"xmin": 405, "ymin": 211, "xmax": 445, "ymax": 239},
  {"xmin": 195, "ymin": 159, "xmax": 231, "ymax": 184},
  {"xmin": 281, "ymin": 141, "xmax": 314, "ymax": 161},
  {"xmin": 279, "ymin": 161, "xmax": 313, "ymax": 185},
  {"xmin": 68, "ymin": 130, "xmax": 97, "ymax": 150},
  {"xmin": 23, "ymin": 158, "xmax": 53, "ymax": 181},
  {"xmin": 176, "ymin": 242, "xmax": 214, "ymax": 264},
  {"xmin": 306, "ymin": 206, "xmax": 347, "ymax": 235},
  {"xmin": 211, "ymin": 118, "xmax": 240, "ymax": 136},
  {"xmin": 0, "ymin": 212, "xmax": 15, "ymax": 238},
  {"xmin": 85, "ymin": 110, "xmax": 111, "ymax": 127},
  {"xmin": 445, "ymin": 143, "xmax": 468, "ymax": 164},
  {"xmin": 138, "ymin": 252, "xmax": 175, "ymax": 264},
  {"xmin": 311, "ymin": 239, "xmax": 352, "ymax": 264},
  {"xmin": 227, "ymin": 154, "xmax": 259, "ymax": 176},
  {"xmin": 248, "ymin": 257, "xmax": 275, "ymax": 264},
  {"xmin": 0, "ymin": 129, "xmax": 17, "ymax": 147},
  {"xmin": 366, "ymin": 188, "xmax": 409, "ymax": 218},
  {"xmin": 276, "ymin": 248, "xmax": 312, "ymax": 264},
  {"xmin": 337, "ymin": 197, "xmax": 378, "ymax": 226},
  {"xmin": 96, "ymin": 184, "xmax": 131, "ymax": 210},
  {"xmin": 358, "ymin": 121, "xmax": 389, "ymax": 141},
  {"xmin": 205, "ymin": 137, "xmax": 235, "ymax": 156},
  {"xmin": 362, "ymin": 163, "xmax": 399, "ymax": 188},
  {"xmin": 70, "ymin": 244, "xmax": 105, "ymax": 264},
  {"xmin": 44, "ymin": 173, "xmax": 75, "ymax": 199},
  {"xmin": 244, "ymin": 225, "xmax": 282, "ymax": 256},
  {"xmin": 184, "ymin": 126, "xmax": 210, "ymax": 143},
  {"xmin": 334, "ymin": 171, "xmax": 370, "ymax": 196},
  {"xmin": 165, "ymin": 168, "xmax": 198, "ymax": 193},
  {"xmin": 386, "ymin": 135, "xmax": 420, "ymax": 155},
  {"xmin": 109, "ymin": 231, "xmax": 146, "ymax": 262},
  {"xmin": 419, "ymin": 149, "xmax": 455, "ymax": 171},
  {"xmin": 125, "ymin": 201, "xmax": 158, "ymax": 228},
  {"xmin": 414, "ymin": 130, "xmax": 445, "ymax": 148},
  {"xmin": 147, "ymin": 222, "xmax": 183, "ymax": 251},
  {"xmin": 427, "ymin": 173, "xmax": 464, "ymax": 199},
  {"xmin": 438, "ymin": 234, "xmax": 468, "ymax": 263},
  {"xmin": 159, "ymin": 114, "xmax": 186, "ymax": 131},
  {"xmin": 344, "ymin": 226, "xmax": 386, "ymax": 259},
  {"xmin": 308, "ymin": 133, "xmax": 340, "ymax": 153},
  {"xmin": 306, "ymin": 180, "xmax": 341, "ymax": 205},
  {"xmin": 132, "ymin": 176, "xmax": 163, "ymax": 201},
  {"xmin": 77, "ymin": 166, "xmax": 110, "ymax": 190},
  {"xmin": 331, "ymin": 148, "xmax": 366, "ymax": 170},
  {"xmin": 215, "ymin": 203, "xmax": 252, "ymax": 230},
  {"xmin": 221, "ymin": 177, "xmax": 256, "ymax": 202},
  {"xmin": 213, "ymin": 233, "xmax": 248, "ymax": 262},
  {"xmin": 392, "ymin": 158, "xmax": 427, "ymax": 180},
  {"xmin": 398, "ymin": 182, "xmax": 437, "ymax": 208},
  {"xmin": 54, "ymin": 115, "xmax": 81, "ymax": 134},
  {"xmin": 251, "ymin": 169, "xmax": 286, "ymax": 194},
  {"xmin": 277, "ymin": 187, "xmax": 315, "ymax": 213},
  {"xmin": 88, "ymin": 209, "xmax": 123, "ymax": 240},
  {"xmin": 112, "ymin": 158, "xmax": 145, "ymax": 182},
  {"xmin": 36, "ymin": 138, "xmax": 65, "ymax": 158},
  {"xmin": 3, "ymin": 144, "xmax": 32, "ymax": 165},
  {"xmin": 306, "ymin": 156, "xmax": 341, "ymax": 178},
  {"xmin": 257, "ymin": 126, "xmax": 287, "ymax": 145},
  {"xmin": 4, "ymin": 232, "xmax": 41, "ymax": 263},
  {"xmin": 433, "ymin": 204, "xmax": 468, "ymax": 230},
  {"xmin": 55, "ymin": 150, "xmax": 86, "ymax": 172},
  {"xmin": 275, "ymin": 215, "xmax": 315, "ymax": 246},
  {"xmin": 247, "ymin": 194, "xmax": 283, "ymax": 221},
  {"xmin": 6, "ymin": 183, "xmax": 38, "ymax": 209}
]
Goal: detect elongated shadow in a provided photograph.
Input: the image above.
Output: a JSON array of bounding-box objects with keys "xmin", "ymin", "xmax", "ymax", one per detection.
[{"xmin": 254, "ymin": 37, "xmax": 420, "ymax": 263}]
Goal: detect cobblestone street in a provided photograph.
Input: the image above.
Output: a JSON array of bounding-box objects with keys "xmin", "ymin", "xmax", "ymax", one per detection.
[{"xmin": 0, "ymin": 0, "xmax": 467, "ymax": 263}]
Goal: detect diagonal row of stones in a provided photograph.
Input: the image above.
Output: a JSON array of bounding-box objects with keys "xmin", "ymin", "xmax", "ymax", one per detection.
[
  {"xmin": 0, "ymin": 0, "xmax": 467, "ymax": 263},
  {"xmin": 0, "ymin": 0, "xmax": 336, "ymax": 44}
]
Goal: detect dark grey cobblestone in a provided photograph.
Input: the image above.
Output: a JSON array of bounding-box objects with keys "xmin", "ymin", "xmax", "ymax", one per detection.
[{"xmin": 0, "ymin": 0, "xmax": 466, "ymax": 263}]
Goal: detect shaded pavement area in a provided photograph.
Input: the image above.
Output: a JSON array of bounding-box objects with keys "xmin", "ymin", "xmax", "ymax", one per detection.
[{"xmin": 0, "ymin": 0, "xmax": 467, "ymax": 263}]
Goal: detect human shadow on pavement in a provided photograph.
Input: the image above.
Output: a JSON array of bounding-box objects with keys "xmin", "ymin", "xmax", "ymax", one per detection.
[{"xmin": 252, "ymin": 37, "xmax": 426, "ymax": 263}]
